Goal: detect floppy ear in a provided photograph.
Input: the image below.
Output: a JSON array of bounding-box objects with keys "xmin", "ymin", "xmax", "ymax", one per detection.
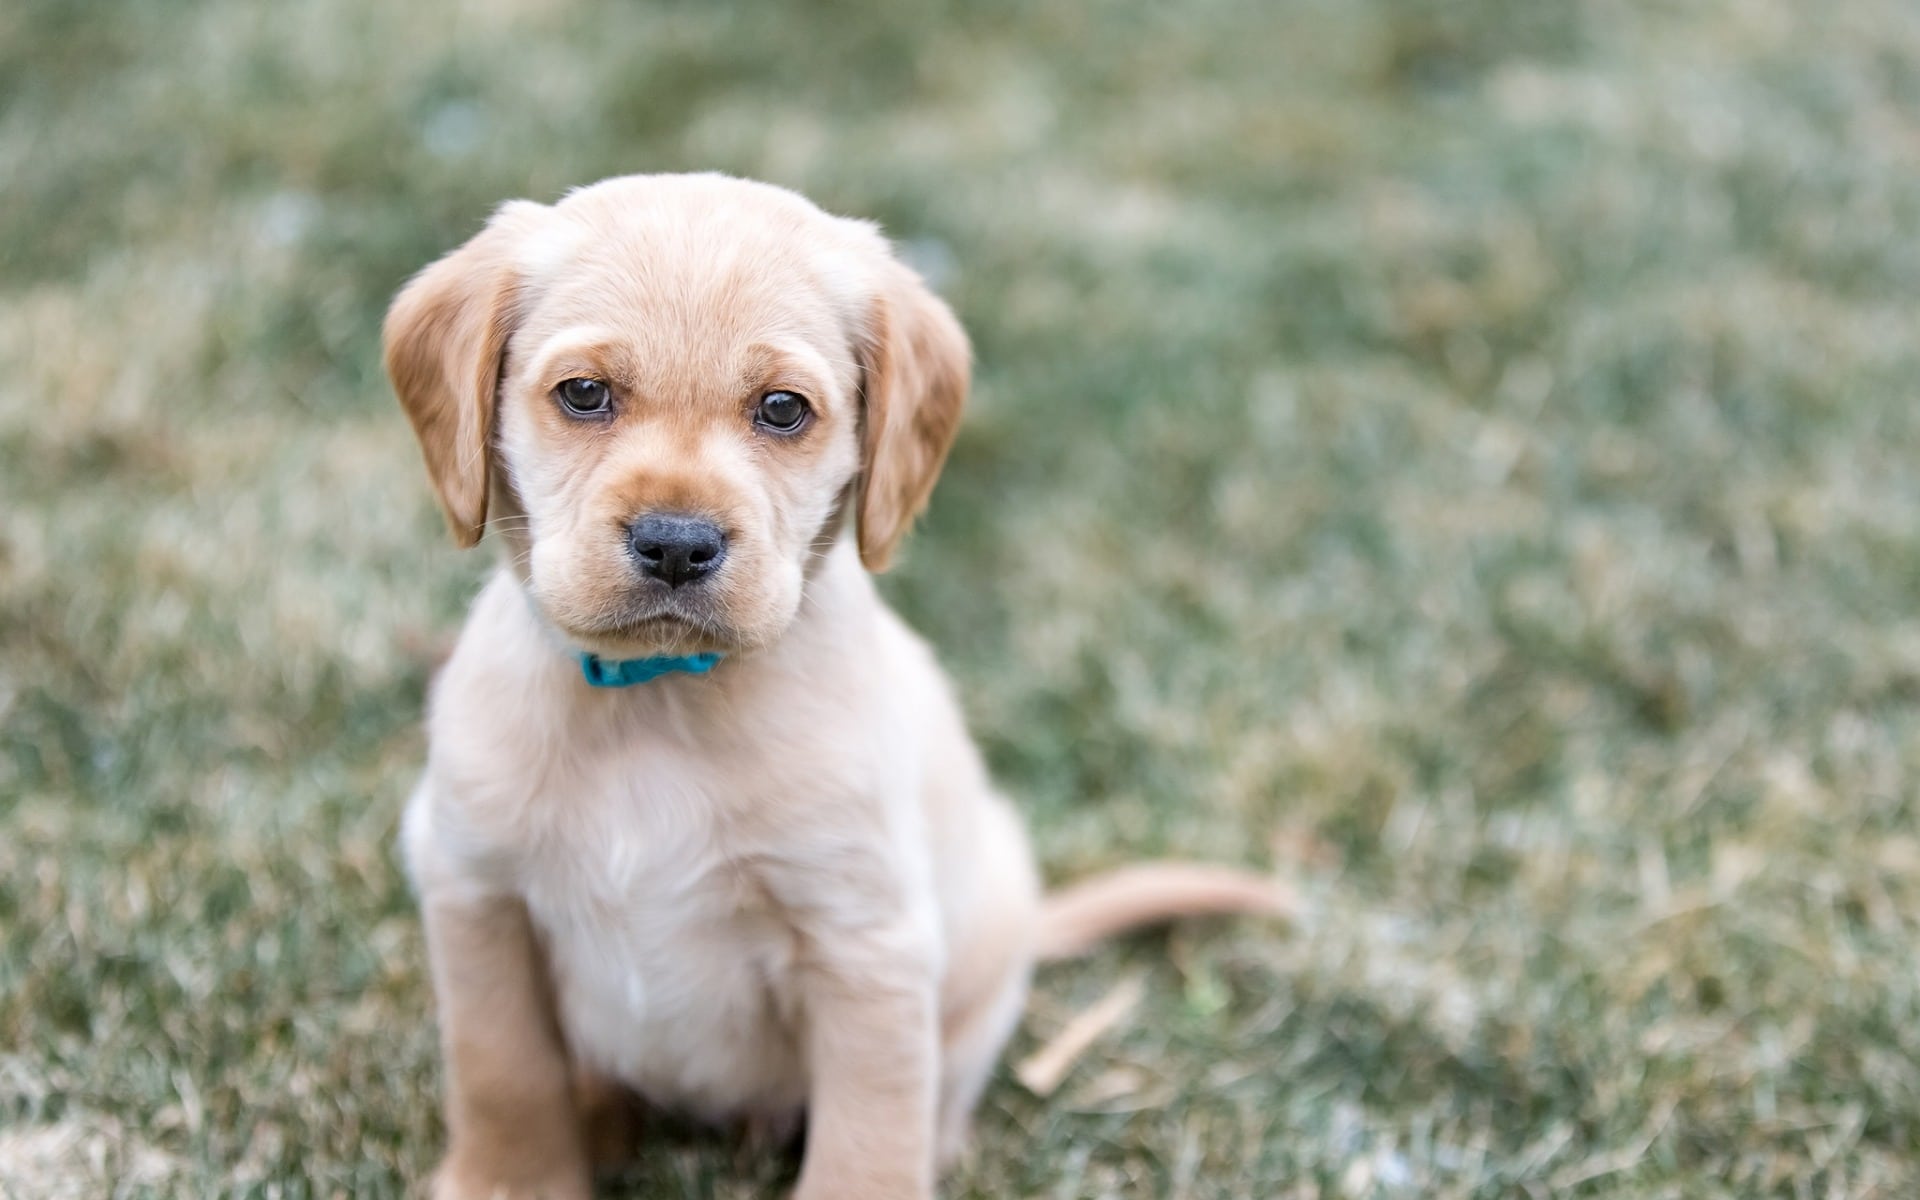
[
  {"xmin": 382, "ymin": 203, "xmax": 540, "ymax": 547},
  {"xmin": 855, "ymin": 256, "xmax": 972, "ymax": 571}
]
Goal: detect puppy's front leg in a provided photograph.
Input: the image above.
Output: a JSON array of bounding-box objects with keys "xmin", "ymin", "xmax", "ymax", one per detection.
[
  {"xmin": 792, "ymin": 933, "xmax": 941, "ymax": 1200},
  {"xmin": 422, "ymin": 892, "xmax": 591, "ymax": 1200}
]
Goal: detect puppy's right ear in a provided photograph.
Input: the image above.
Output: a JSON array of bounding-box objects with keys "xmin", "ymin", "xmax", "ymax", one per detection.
[{"xmin": 382, "ymin": 201, "xmax": 542, "ymax": 547}]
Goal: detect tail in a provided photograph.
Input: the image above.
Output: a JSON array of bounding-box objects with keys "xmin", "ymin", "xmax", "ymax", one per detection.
[{"xmin": 1034, "ymin": 861, "xmax": 1294, "ymax": 961}]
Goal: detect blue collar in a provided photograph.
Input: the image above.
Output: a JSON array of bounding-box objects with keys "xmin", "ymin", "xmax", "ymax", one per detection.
[{"xmin": 578, "ymin": 651, "xmax": 724, "ymax": 689}]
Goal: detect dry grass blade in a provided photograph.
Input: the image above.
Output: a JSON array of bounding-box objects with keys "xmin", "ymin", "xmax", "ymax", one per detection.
[{"xmin": 1015, "ymin": 973, "xmax": 1147, "ymax": 1098}]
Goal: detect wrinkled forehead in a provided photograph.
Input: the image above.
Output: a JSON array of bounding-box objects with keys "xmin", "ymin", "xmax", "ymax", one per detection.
[{"xmin": 509, "ymin": 197, "xmax": 872, "ymax": 396}]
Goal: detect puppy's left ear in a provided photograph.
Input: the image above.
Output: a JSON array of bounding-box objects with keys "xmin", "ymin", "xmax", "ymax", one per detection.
[
  {"xmin": 854, "ymin": 254, "xmax": 972, "ymax": 571},
  {"xmin": 382, "ymin": 201, "xmax": 543, "ymax": 548}
]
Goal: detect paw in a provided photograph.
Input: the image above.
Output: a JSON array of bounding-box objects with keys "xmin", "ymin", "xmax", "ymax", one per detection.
[
  {"xmin": 934, "ymin": 1122, "xmax": 975, "ymax": 1173},
  {"xmin": 790, "ymin": 1161, "xmax": 934, "ymax": 1200},
  {"xmin": 791, "ymin": 1183, "xmax": 933, "ymax": 1200},
  {"xmin": 430, "ymin": 1153, "xmax": 592, "ymax": 1200}
]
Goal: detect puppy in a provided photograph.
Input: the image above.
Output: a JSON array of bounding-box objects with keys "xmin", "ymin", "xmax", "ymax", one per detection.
[{"xmin": 384, "ymin": 173, "xmax": 1285, "ymax": 1200}]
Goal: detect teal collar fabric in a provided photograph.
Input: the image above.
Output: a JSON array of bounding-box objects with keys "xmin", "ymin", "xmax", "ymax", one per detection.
[{"xmin": 578, "ymin": 651, "xmax": 724, "ymax": 689}]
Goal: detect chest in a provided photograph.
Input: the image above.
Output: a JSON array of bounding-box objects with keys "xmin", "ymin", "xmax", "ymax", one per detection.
[{"xmin": 500, "ymin": 747, "xmax": 818, "ymax": 1116}]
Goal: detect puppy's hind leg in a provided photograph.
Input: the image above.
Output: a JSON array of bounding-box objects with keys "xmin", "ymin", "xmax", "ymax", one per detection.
[
  {"xmin": 573, "ymin": 1067, "xmax": 658, "ymax": 1172},
  {"xmin": 935, "ymin": 952, "xmax": 1030, "ymax": 1170},
  {"xmin": 935, "ymin": 795, "xmax": 1042, "ymax": 1169}
]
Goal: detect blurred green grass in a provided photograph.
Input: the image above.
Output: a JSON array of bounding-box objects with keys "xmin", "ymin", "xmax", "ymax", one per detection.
[{"xmin": 5, "ymin": 0, "xmax": 1920, "ymax": 1195}]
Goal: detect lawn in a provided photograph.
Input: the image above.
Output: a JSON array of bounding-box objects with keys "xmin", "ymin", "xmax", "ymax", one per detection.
[{"xmin": 5, "ymin": 0, "xmax": 1920, "ymax": 1196}]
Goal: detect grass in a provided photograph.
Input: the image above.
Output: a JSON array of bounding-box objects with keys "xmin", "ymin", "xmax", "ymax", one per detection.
[{"xmin": 5, "ymin": 0, "xmax": 1920, "ymax": 1195}]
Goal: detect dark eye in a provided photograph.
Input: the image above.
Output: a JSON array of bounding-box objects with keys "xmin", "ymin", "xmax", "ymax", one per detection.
[
  {"xmin": 755, "ymin": 390, "xmax": 811, "ymax": 433},
  {"xmin": 556, "ymin": 377, "xmax": 612, "ymax": 417}
]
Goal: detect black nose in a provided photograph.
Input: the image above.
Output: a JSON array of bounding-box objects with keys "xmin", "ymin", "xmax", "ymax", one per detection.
[{"xmin": 627, "ymin": 513, "xmax": 728, "ymax": 587}]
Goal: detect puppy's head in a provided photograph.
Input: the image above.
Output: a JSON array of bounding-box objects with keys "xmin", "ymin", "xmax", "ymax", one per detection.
[{"xmin": 383, "ymin": 174, "xmax": 968, "ymax": 657}]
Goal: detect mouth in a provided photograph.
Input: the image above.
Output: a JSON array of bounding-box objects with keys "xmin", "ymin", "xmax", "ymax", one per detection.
[{"xmin": 558, "ymin": 595, "xmax": 734, "ymax": 657}]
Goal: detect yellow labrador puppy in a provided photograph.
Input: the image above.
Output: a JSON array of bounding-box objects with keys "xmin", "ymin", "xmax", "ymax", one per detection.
[{"xmin": 384, "ymin": 173, "xmax": 1284, "ymax": 1200}]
